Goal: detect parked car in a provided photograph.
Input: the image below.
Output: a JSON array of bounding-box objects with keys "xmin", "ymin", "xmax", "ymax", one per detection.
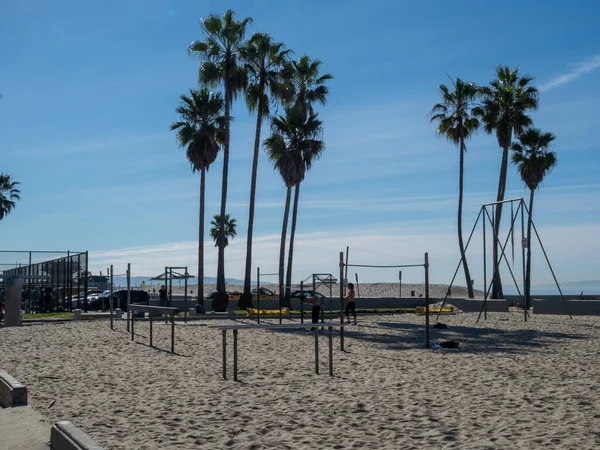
[
  {"xmin": 88, "ymin": 290, "xmax": 150, "ymax": 311},
  {"xmin": 228, "ymin": 288, "xmax": 276, "ymax": 302},
  {"xmin": 290, "ymin": 290, "xmax": 327, "ymax": 301}
]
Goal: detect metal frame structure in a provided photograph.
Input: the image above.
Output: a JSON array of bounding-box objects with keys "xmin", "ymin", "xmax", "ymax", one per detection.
[
  {"xmin": 0, "ymin": 250, "xmax": 88, "ymax": 313},
  {"xmin": 339, "ymin": 251, "xmax": 431, "ymax": 351},
  {"xmin": 151, "ymin": 266, "xmax": 192, "ymax": 323},
  {"xmin": 437, "ymin": 198, "xmax": 571, "ymax": 322},
  {"xmin": 256, "ymin": 267, "xmax": 279, "ymax": 324}
]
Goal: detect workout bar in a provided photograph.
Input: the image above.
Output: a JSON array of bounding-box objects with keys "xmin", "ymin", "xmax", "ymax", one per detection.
[
  {"xmin": 345, "ymin": 264, "xmax": 424, "ymax": 268},
  {"xmin": 481, "ymin": 198, "xmax": 524, "ymax": 207}
]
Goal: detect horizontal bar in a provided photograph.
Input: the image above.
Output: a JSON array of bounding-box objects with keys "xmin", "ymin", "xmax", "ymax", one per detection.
[
  {"xmin": 0, "ymin": 250, "xmax": 86, "ymax": 254},
  {"xmin": 346, "ymin": 264, "xmax": 424, "ymax": 268},
  {"xmin": 481, "ymin": 198, "xmax": 524, "ymax": 207}
]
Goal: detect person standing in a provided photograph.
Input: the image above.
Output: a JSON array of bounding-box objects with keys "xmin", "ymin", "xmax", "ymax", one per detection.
[
  {"xmin": 159, "ymin": 285, "xmax": 168, "ymax": 307},
  {"xmin": 345, "ymin": 283, "xmax": 357, "ymax": 325},
  {"xmin": 309, "ymin": 295, "xmax": 321, "ymax": 324}
]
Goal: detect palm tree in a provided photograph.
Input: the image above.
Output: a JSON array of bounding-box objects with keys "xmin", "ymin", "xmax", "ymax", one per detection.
[
  {"xmin": 265, "ymin": 106, "xmax": 324, "ymax": 308},
  {"xmin": 0, "ymin": 174, "xmax": 21, "ymax": 221},
  {"xmin": 474, "ymin": 65, "xmax": 539, "ymax": 299},
  {"xmin": 283, "ymin": 56, "xmax": 332, "ymax": 304},
  {"xmin": 210, "ymin": 214, "xmax": 237, "ymax": 247},
  {"xmin": 170, "ymin": 88, "xmax": 225, "ymax": 306},
  {"xmin": 511, "ymin": 128, "xmax": 557, "ymax": 310},
  {"xmin": 430, "ymin": 78, "xmax": 479, "ymax": 299},
  {"xmin": 189, "ymin": 9, "xmax": 251, "ymax": 306},
  {"xmin": 287, "ymin": 55, "xmax": 333, "ymax": 118},
  {"xmin": 238, "ymin": 33, "xmax": 292, "ymax": 309}
]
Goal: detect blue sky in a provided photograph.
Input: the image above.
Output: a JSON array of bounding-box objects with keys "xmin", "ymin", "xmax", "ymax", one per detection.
[{"xmin": 1, "ymin": 0, "xmax": 599, "ymax": 289}]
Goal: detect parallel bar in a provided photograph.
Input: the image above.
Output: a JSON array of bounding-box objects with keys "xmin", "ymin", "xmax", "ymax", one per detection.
[
  {"xmin": 233, "ymin": 329, "xmax": 238, "ymax": 381},
  {"xmin": 482, "ymin": 198, "xmax": 524, "ymax": 207},
  {"xmin": 222, "ymin": 330, "xmax": 227, "ymax": 379}
]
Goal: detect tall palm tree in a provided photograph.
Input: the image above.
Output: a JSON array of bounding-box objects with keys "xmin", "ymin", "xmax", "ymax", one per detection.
[
  {"xmin": 210, "ymin": 214, "xmax": 237, "ymax": 247},
  {"xmin": 474, "ymin": 65, "xmax": 539, "ymax": 299},
  {"xmin": 283, "ymin": 56, "xmax": 332, "ymax": 304},
  {"xmin": 511, "ymin": 128, "xmax": 557, "ymax": 310},
  {"xmin": 430, "ymin": 78, "xmax": 479, "ymax": 299},
  {"xmin": 0, "ymin": 174, "xmax": 21, "ymax": 221},
  {"xmin": 265, "ymin": 106, "xmax": 324, "ymax": 308},
  {"xmin": 238, "ymin": 33, "xmax": 292, "ymax": 309},
  {"xmin": 170, "ymin": 88, "xmax": 225, "ymax": 305},
  {"xmin": 189, "ymin": 9, "xmax": 251, "ymax": 306}
]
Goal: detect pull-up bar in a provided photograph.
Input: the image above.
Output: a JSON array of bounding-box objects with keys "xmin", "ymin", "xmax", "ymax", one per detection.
[
  {"xmin": 339, "ymin": 252, "xmax": 430, "ymax": 351},
  {"xmin": 346, "ymin": 263, "xmax": 424, "ymax": 268}
]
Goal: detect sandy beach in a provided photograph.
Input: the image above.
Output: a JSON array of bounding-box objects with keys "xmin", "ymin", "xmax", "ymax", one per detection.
[{"xmin": 2, "ymin": 310, "xmax": 600, "ymax": 449}]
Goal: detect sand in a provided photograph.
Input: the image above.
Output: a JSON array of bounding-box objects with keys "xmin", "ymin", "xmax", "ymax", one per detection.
[
  {"xmin": 1, "ymin": 311, "xmax": 600, "ymax": 449},
  {"xmin": 143, "ymin": 282, "xmax": 486, "ymax": 300}
]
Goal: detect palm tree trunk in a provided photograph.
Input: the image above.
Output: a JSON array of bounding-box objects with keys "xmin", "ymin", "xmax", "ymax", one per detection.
[
  {"xmin": 217, "ymin": 89, "xmax": 231, "ymax": 301},
  {"xmin": 285, "ymin": 183, "xmax": 301, "ymax": 308},
  {"xmin": 525, "ymin": 188, "xmax": 535, "ymax": 310},
  {"xmin": 198, "ymin": 168, "xmax": 206, "ymax": 306},
  {"xmin": 492, "ymin": 145, "xmax": 508, "ymax": 299},
  {"xmin": 458, "ymin": 139, "xmax": 474, "ymax": 299},
  {"xmin": 279, "ymin": 186, "xmax": 292, "ymax": 309},
  {"xmin": 242, "ymin": 89, "xmax": 264, "ymax": 308}
]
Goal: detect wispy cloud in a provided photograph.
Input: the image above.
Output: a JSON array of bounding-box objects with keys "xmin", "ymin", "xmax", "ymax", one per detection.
[{"xmin": 539, "ymin": 55, "xmax": 600, "ymax": 92}]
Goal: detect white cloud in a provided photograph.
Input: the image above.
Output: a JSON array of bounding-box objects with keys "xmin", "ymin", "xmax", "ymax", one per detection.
[
  {"xmin": 539, "ymin": 55, "xmax": 600, "ymax": 92},
  {"xmin": 88, "ymin": 220, "xmax": 600, "ymax": 287}
]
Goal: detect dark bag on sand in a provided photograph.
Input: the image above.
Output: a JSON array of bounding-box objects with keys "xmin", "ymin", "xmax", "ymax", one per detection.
[
  {"xmin": 433, "ymin": 323, "xmax": 448, "ymax": 329},
  {"xmin": 439, "ymin": 340, "xmax": 459, "ymax": 349}
]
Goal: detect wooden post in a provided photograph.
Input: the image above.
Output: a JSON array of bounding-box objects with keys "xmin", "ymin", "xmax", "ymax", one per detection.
[
  {"xmin": 425, "ymin": 252, "xmax": 430, "ymax": 349},
  {"xmin": 314, "ymin": 328, "xmax": 319, "ymax": 375},
  {"xmin": 222, "ymin": 330, "xmax": 227, "ymax": 379},
  {"xmin": 339, "ymin": 252, "xmax": 344, "ymax": 351},
  {"xmin": 233, "ymin": 329, "xmax": 238, "ymax": 381}
]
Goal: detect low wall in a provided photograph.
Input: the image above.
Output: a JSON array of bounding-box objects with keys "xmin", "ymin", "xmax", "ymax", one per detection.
[
  {"xmin": 444, "ymin": 298, "xmax": 509, "ymax": 313},
  {"xmin": 50, "ymin": 420, "xmax": 104, "ymax": 450},
  {"xmin": 0, "ymin": 370, "xmax": 27, "ymax": 407},
  {"xmin": 533, "ymin": 299, "xmax": 600, "ymax": 315}
]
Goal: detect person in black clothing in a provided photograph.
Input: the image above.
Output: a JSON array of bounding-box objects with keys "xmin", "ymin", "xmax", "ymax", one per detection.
[{"xmin": 308, "ymin": 295, "xmax": 321, "ymax": 324}]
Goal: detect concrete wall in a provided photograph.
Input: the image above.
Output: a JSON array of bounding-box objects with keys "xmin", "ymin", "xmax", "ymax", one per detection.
[{"xmin": 533, "ymin": 299, "xmax": 600, "ymax": 315}]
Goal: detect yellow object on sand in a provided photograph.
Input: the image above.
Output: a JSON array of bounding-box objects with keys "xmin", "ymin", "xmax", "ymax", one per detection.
[
  {"xmin": 415, "ymin": 306, "xmax": 454, "ymax": 314},
  {"xmin": 247, "ymin": 308, "xmax": 289, "ymax": 316}
]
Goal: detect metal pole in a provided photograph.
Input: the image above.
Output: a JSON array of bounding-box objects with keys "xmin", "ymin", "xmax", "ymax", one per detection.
[
  {"xmin": 28, "ymin": 251, "xmax": 32, "ymax": 314},
  {"xmin": 300, "ymin": 280, "xmax": 304, "ymax": 324},
  {"xmin": 344, "ymin": 246, "xmax": 349, "ymax": 296},
  {"xmin": 222, "ymin": 330, "xmax": 227, "ymax": 379},
  {"xmin": 127, "ymin": 263, "xmax": 131, "ymax": 331},
  {"xmin": 131, "ymin": 306, "xmax": 134, "ymax": 341},
  {"xmin": 149, "ymin": 312, "xmax": 153, "ymax": 347},
  {"xmin": 339, "ymin": 252, "xmax": 344, "ymax": 352},
  {"xmin": 398, "ymin": 270, "xmax": 402, "ymax": 298},
  {"xmin": 482, "ymin": 207, "xmax": 487, "ymax": 320},
  {"xmin": 528, "ymin": 212, "xmax": 573, "ymax": 319},
  {"xmin": 328, "ymin": 326, "xmax": 333, "ymax": 376},
  {"xmin": 110, "ymin": 265, "xmax": 114, "ymax": 330},
  {"xmin": 256, "ymin": 267, "xmax": 260, "ymax": 324},
  {"xmin": 184, "ymin": 267, "xmax": 188, "ymax": 324},
  {"xmin": 355, "ymin": 273, "xmax": 360, "ymax": 298},
  {"xmin": 521, "ymin": 200, "xmax": 527, "ymax": 319},
  {"xmin": 84, "ymin": 251, "xmax": 89, "ymax": 313},
  {"xmin": 233, "ymin": 329, "xmax": 238, "ymax": 381},
  {"xmin": 314, "ymin": 328, "xmax": 319, "ymax": 375},
  {"xmin": 171, "ymin": 313, "xmax": 175, "ymax": 353},
  {"xmin": 425, "ymin": 252, "xmax": 430, "ymax": 349}
]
